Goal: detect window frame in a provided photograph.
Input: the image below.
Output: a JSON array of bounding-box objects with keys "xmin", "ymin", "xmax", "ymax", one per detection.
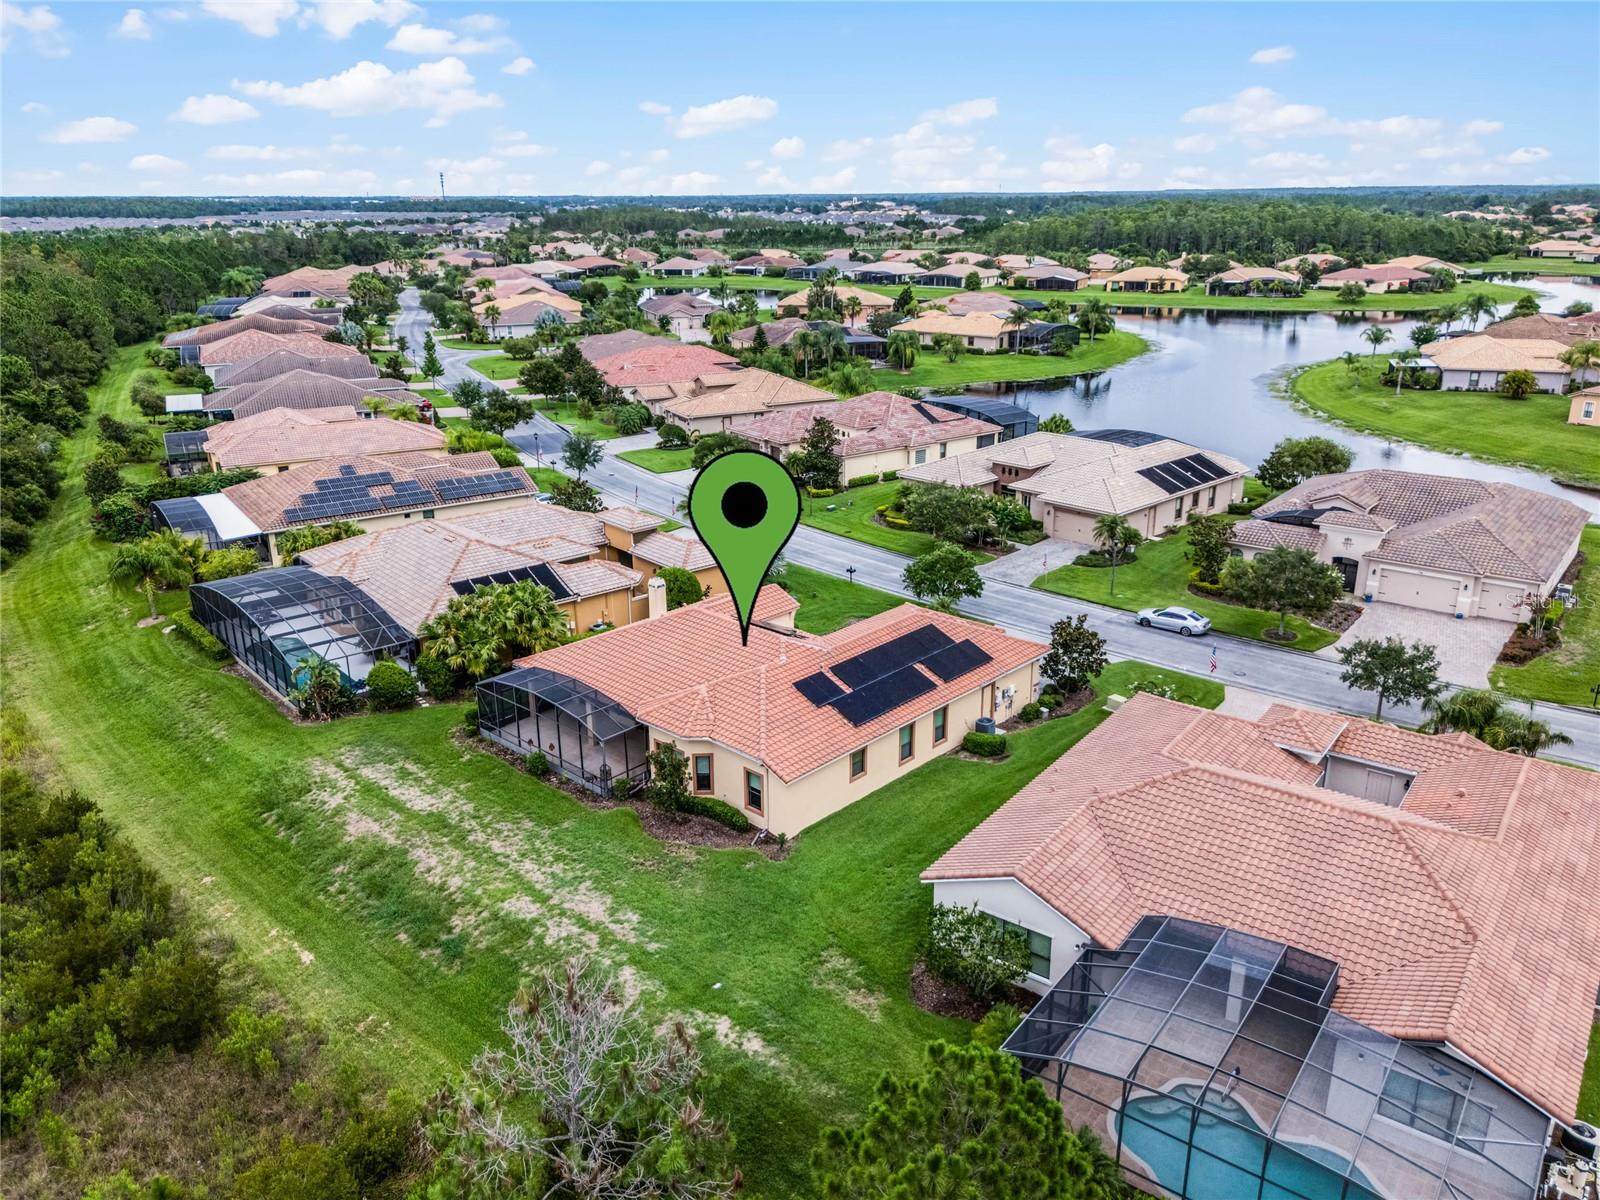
[
  {"xmin": 994, "ymin": 916, "xmax": 1052, "ymax": 979},
  {"xmin": 692, "ymin": 753, "xmax": 714, "ymax": 794},
  {"xmin": 898, "ymin": 722, "xmax": 915, "ymax": 763},
  {"xmin": 932, "ymin": 705, "xmax": 948, "ymax": 745},
  {"xmin": 849, "ymin": 747, "xmax": 867, "ymax": 780},
  {"xmin": 743, "ymin": 768, "xmax": 763, "ymax": 813}
]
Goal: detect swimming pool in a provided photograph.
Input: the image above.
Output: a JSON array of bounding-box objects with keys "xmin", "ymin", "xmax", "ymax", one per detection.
[{"xmin": 1118, "ymin": 1085, "xmax": 1381, "ymax": 1200}]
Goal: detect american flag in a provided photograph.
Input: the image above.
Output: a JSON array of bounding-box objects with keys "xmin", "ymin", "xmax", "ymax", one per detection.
[{"xmin": 1209, "ymin": 647, "xmax": 1217, "ymax": 674}]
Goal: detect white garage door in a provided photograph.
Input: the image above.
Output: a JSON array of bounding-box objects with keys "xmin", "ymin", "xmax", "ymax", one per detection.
[
  {"xmin": 1480, "ymin": 584, "xmax": 1529, "ymax": 619},
  {"xmin": 1050, "ymin": 509, "xmax": 1098, "ymax": 543},
  {"xmin": 1376, "ymin": 570, "xmax": 1461, "ymax": 613}
]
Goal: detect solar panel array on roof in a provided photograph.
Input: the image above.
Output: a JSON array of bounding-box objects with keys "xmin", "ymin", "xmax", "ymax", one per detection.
[
  {"xmin": 793, "ymin": 671, "xmax": 845, "ymax": 705},
  {"xmin": 434, "ymin": 470, "xmax": 526, "ymax": 502},
  {"xmin": 1071, "ymin": 428, "xmax": 1165, "ymax": 447},
  {"xmin": 1135, "ymin": 452, "xmax": 1230, "ymax": 495},
  {"xmin": 448, "ymin": 561, "xmax": 574, "ymax": 601},
  {"xmin": 830, "ymin": 624, "xmax": 955, "ymax": 687},
  {"xmin": 828, "ymin": 664, "xmax": 937, "ymax": 726},
  {"xmin": 922, "ymin": 639, "xmax": 994, "ymax": 682},
  {"xmin": 280, "ymin": 463, "xmax": 435, "ymax": 524}
]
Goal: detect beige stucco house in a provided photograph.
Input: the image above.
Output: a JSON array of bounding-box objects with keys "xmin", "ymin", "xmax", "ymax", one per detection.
[
  {"xmin": 636, "ymin": 368, "xmax": 835, "ymax": 435},
  {"xmin": 895, "ymin": 311, "xmax": 1030, "ymax": 352},
  {"xmin": 1422, "ymin": 334, "xmax": 1586, "ymax": 393},
  {"xmin": 1106, "ymin": 266, "xmax": 1188, "ymax": 293},
  {"xmin": 1568, "ymin": 385, "xmax": 1600, "ymax": 425},
  {"xmin": 193, "ymin": 406, "xmax": 446, "ymax": 474},
  {"xmin": 730, "ymin": 391, "xmax": 1002, "ymax": 477}
]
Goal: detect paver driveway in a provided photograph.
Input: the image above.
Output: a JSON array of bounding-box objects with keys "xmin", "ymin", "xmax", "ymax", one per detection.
[{"xmin": 1323, "ymin": 602, "xmax": 1515, "ymax": 688}]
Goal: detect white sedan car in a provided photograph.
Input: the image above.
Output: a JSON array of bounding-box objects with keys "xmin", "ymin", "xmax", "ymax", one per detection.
[{"xmin": 1135, "ymin": 606, "xmax": 1212, "ymax": 636}]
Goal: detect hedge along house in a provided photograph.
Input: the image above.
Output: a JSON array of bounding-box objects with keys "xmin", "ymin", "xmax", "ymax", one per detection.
[
  {"xmin": 151, "ymin": 451, "xmax": 538, "ymax": 560},
  {"xmin": 730, "ymin": 391, "xmax": 1003, "ymax": 477},
  {"xmin": 477, "ymin": 589, "xmax": 1045, "ymax": 826},
  {"xmin": 924, "ymin": 692, "xmax": 1600, "ymax": 1200}
]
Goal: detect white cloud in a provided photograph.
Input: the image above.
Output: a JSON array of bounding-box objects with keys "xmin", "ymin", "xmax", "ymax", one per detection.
[
  {"xmin": 1462, "ymin": 118, "xmax": 1503, "ymax": 137},
  {"xmin": 237, "ymin": 56, "xmax": 501, "ymax": 126},
  {"xmin": 644, "ymin": 148, "xmax": 669, "ymax": 163},
  {"xmin": 129, "ymin": 152, "xmax": 186, "ymax": 172},
  {"xmin": 200, "ymin": 0, "xmax": 297, "ymax": 36},
  {"xmin": 1344, "ymin": 115, "xmax": 1441, "ymax": 142},
  {"xmin": 638, "ymin": 100, "xmax": 670, "ymax": 115},
  {"xmin": 385, "ymin": 20, "xmax": 509, "ymax": 54},
  {"xmin": 203, "ymin": 166, "xmax": 379, "ymax": 191},
  {"xmin": 613, "ymin": 165, "xmax": 648, "ymax": 184},
  {"xmin": 1173, "ymin": 133, "xmax": 1217, "ymax": 153},
  {"xmin": 1183, "ymin": 87, "xmax": 1328, "ymax": 137},
  {"xmin": 500, "ymin": 141, "xmax": 553, "ymax": 157},
  {"xmin": 1502, "ymin": 145, "xmax": 1550, "ymax": 164},
  {"xmin": 770, "ymin": 135, "xmax": 805, "ymax": 160},
  {"xmin": 20, "ymin": 100, "xmax": 48, "ymax": 113},
  {"xmin": 808, "ymin": 166, "xmax": 856, "ymax": 190},
  {"xmin": 114, "ymin": 8, "xmax": 152, "ymax": 38},
  {"xmin": 2, "ymin": 3, "xmax": 68, "ymax": 55},
  {"xmin": 670, "ymin": 94, "xmax": 777, "ymax": 138},
  {"xmin": 757, "ymin": 164, "xmax": 793, "ymax": 188},
  {"xmin": 206, "ymin": 143, "xmax": 308, "ymax": 160},
  {"xmin": 823, "ymin": 137, "xmax": 873, "ymax": 161},
  {"xmin": 13, "ymin": 167, "xmax": 65, "ymax": 183},
  {"xmin": 171, "ymin": 93, "xmax": 259, "ymax": 124},
  {"xmin": 302, "ymin": 0, "xmax": 416, "ymax": 39},
  {"xmin": 1249, "ymin": 45, "xmax": 1295, "ymax": 64},
  {"xmin": 43, "ymin": 115, "xmax": 136, "ymax": 143},
  {"xmin": 427, "ymin": 154, "xmax": 504, "ymax": 174},
  {"xmin": 585, "ymin": 160, "xmax": 610, "ymax": 176},
  {"xmin": 77, "ymin": 161, "xmax": 103, "ymax": 173},
  {"xmin": 920, "ymin": 97, "xmax": 998, "ymax": 127},
  {"xmin": 1039, "ymin": 138, "xmax": 1137, "ymax": 187},
  {"xmin": 667, "ymin": 170, "xmax": 720, "ymax": 191},
  {"xmin": 502, "ymin": 55, "xmax": 533, "ymax": 75}
]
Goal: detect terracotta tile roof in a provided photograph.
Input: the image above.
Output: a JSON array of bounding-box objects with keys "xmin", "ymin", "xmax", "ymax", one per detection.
[
  {"xmin": 1239, "ymin": 469, "xmax": 1587, "ymax": 584},
  {"xmin": 1482, "ymin": 312, "xmax": 1600, "ymax": 345},
  {"xmin": 577, "ymin": 330, "xmax": 668, "ymax": 362},
  {"xmin": 1012, "ymin": 264, "xmax": 1089, "ymax": 282},
  {"xmin": 593, "ymin": 343, "xmax": 738, "ymax": 388},
  {"xmin": 902, "ymin": 431, "xmax": 1247, "ymax": 516},
  {"xmin": 1107, "ymin": 266, "xmax": 1189, "ymax": 285},
  {"xmin": 656, "ymin": 369, "xmax": 834, "ymax": 423},
  {"xmin": 1385, "ymin": 255, "xmax": 1466, "ymax": 273},
  {"xmin": 200, "ymin": 407, "xmax": 445, "ymax": 469},
  {"xmin": 223, "ymin": 452, "xmax": 536, "ymax": 533},
  {"xmin": 632, "ymin": 530, "xmax": 714, "ymax": 570},
  {"xmin": 595, "ymin": 505, "xmax": 663, "ymax": 533},
  {"xmin": 654, "ymin": 256, "xmax": 708, "ymax": 273},
  {"xmin": 641, "ymin": 294, "xmax": 717, "ymax": 318},
  {"xmin": 260, "ymin": 264, "xmax": 366, "ymax": 297},
  {"xmin": 729, "ymin": 317, "xmax": 811, "ymax": 350},
  {"xmin": 924, "ymin": 692, "xmax": 1600, "ymax": 1122},
  {"xmin": 196, "ymin": 330, "xmax": 363, "ymax": 367},
  {"xmin": 206, "ymin": 369, "xmax": 421, "ymax": 418},
  {"xmin": 772, "ymin": 285, "xmax": 893, "ymax": 316},
  {"xmin": 512, "ymin": 593, "xmax": 1044, "ymax": 783},
  {"xmin": 163, "ymin": 313, "xmax": 326, "ymax": 347},
  {"xmin": 1425, "ymin": 334, "xmax": 1574, "ymax": 375},
  {"xmin": 1208, "ymin": 266, "xmax": 1300, "ymax": 285},
  {"xmin": 1321, "ymin": 265, "xmax": 1429, "ymax": 283},
  {"xmin": 212, "ymin": 352, "xmax": 380, "ymax": 388},
  {"xmin": 1086, "ymin": 253, "xmax": 1122, "ymax": 271},
  {"xmin": 896, "ymin": 311, "xmax": 1018, "ymax": 339},
  {"xmin": 730, "ymin": 392, "xmax": 1001, "ymax": 457}
]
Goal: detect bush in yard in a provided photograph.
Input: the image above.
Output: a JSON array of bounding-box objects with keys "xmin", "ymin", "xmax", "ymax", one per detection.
[
  {"xmin": 847, "ymin": 473, "xmax": 880, "ymax": 487},
  {"xmin": 83, "ymin": 455, "xmax": 124, "ymax": 506},
  {"xmin": 172, "ymin": 611, "xmax": 229, "ymax": 660},
  {"xmin": 962, "ymin": 730, "xmax": 1007, "ymax": 757},
  {"xmin": 1257, "ymin": 436, "xmax": 1354, "ymax": 491},
  {"xmin": 363, "ymin": 660, "xmax": 418, "ymax": 711},
  {"xmin": 611, "ymin": 776, "xmax": 633, "ymax": 803},
  {"xmin": 93, "ymin": 492, "xmax": 148, "ymax": 542},
  {"xmin": 658, "ymin": 565, "xmax": 709, "ymax": 610},
  {"xmin": 881, "ymin": 469, "xmax": 898, "ymax": 481},
  {"xmin": 614, "ymin": 402, "xmax": 650, "ymax": 436},
  {"xmin": 197, "ymin": 547, "xmax": 259, "ymax": 582},
  {"xmin": 551, "ymin": 478, "xmax": 603, "ymax": 512},
  {"xmin": 656, "ymin": 422, "xmax": 689, "ymax": 448},
  {"xmin": 691, "ymin": 431, "xmax": 751, "ymax": 470},
  {"xmin": 1497, "ymin": 369, "xmax": 1538, "ymax": 399},
  {"xmin": 971, "ymin": 1003, "xmax": 1025, "ymax": 1051},
  {"xmin": 414, "ymin": 654, "xmax": 459, "ymax": 699},
  {"xmin": 679, "ymin": 794, "xmax": 751, "ymax": 831},
  {"xmin": 1223, "ymin": 545, "xmax": 1344, "ymax": 638},
  {"xmin": 288, "ymin": 655, "xmax": 359, "ymax": 721},
  {"xmin": 1041, "ymin": 614, "xmax": 1107, "ymax": 695},
  {"xmin": 524, "ymin": 749, "xmax": 549, "ymax": 777},
  {"xmin": 459, "ymin": 704, "xmax": 479, "ymax": 735},
  {"xmin": 1184, "ymin": 510, "xmax": 1232, "ymax": 585},
  {"xmin": 813, "ymin": 1040, "xmax": 1122, "ymax": 1200},
  {"xmin": 924, "ymin": 903, "xmax": 1030, "ymax": 999},
  {"xmin": 645, "ymin": 742, "xmax": 692, "ymax": 813},
  {"xmin": 1017, "ymin": 702, "xmax": 1042, "ymax": 723}
]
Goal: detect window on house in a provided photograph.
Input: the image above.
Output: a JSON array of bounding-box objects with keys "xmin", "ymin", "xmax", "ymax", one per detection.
[
  {"xmin": 1585, "ymin": 401, "xmax": 1596, "ymax": 419},
  {"xmin": 1174, "ymin": 494, "xmax": 1184, "ymax": 518},
  {"xmin": 932, "ymin": 706, "xmax": 948, "ymax": 744},
  {"xmin": 693, "ymin": 754, "xmax": 713, "ymax": 793},
  {"xmin": 616, "ymin": 550, "xmax": 634, "ymax": 568},
  {"xmin": 994, "ymin": 917, "xmax": 1052, "ymax": 978},
  {"xmin": 898, "ymin": 723, "xmax": 914, "ymax": 763},
  {"xmin": 744, "ymin": 770, "xmax": 762, "ymax": 812},
  {"xmin": 1207, "ymin": 485, "xmax": 1217, "ymax": 508},
  {"xmin": 1468, "ymin": 372, "xmax": 1481, "ymax": 389},
  {"xmin": 939, "ymin": 442, "xmax": 948, "ymax": 459},
  {"xmin": 422, "ymin": 509, "xmax": 436, "ymax": 519},
  {"xmin": 913, "ymin": 448, "xmax": 927, "ymax": 465},
  {"xmin": 1378, "ymin": 1072, "xmax": 1486, "ymax": 1143},
  {"xmin": 849, "ymin": 747, "xmax": 866, "ymax": 780}
]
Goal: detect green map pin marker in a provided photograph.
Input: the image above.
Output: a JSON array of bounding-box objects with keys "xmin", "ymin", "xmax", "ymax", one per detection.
[{"xmin": 687, "ymin": 449, "xmax": 801, "ymax": 644}]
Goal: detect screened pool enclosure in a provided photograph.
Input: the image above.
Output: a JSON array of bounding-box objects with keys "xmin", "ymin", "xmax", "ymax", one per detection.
[
  {"xmin": 190, "ymin": 567, "xmax": 414, "ymax": 697},
  {"xmin": 477, "ymin": 668, "xmax": 649, "ymax": 796},
  {"xmin": 1005, "ymin": 916, "xmax": 1547, "ymax": 1200}
]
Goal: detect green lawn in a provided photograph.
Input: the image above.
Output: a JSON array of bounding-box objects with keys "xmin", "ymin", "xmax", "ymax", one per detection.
[
  {"xmin": 617, "ymin": 446, "xmax": 695, "ymax": 473},
  {"xmin": 508, "ymin": 393, "xmax": 625, "ymax": 440},
  {"xmin": 1289, "ymin": 359, "xmax": 1600, "ymax": 487},
  {"xmin": 1582, "ymin": 1024, "xmax": 1600, "ymax": 1124},
  {"xmin": 1491, "ymin": 524, "xmax": 1600, "ymax": 706},
  {"xmin": 894, "ymin": 331, "xmax": 1146, "ymax": 388},
  {"xmin": 799, "ymin": 479, "xmax": 940, "ymax": 558},
  {"xmin": 785, "ymin": 563, "xmax": 914, "ymax": 635},
  {"xmin": 1460, "ymin": 255, "xmax": 1600, "ymax": 278},
  {"xmin": 439, "ymin": 336, "xmax": 490, "ymax": 351},
  {"xmin": 467, "ymin": 352, "xmax": 523, "ymax": 381},
  {"xmin": 0, "ymin": 354, "xmax": 1219, "ymax": 1195},
  {"xmin": 528, "ymin": 466, "xmax": 572, "ymax": 493},
  {"xmin": 1032, "ymin": 519, "xmax": 1341, "ymax": 651}
]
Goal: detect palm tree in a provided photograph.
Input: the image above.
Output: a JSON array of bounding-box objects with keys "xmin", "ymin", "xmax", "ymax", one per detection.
[
  {"xmin": 1362, "ymin": 325, "xmax": 1393, "ymax": 360},
  {"xmin": 789, "ymin": 328, "xmax": 821, "ymax": 377},
  {"xmin": 1006, "ymin": 303, "xmax": 1034, "ymax": 351},
  {"xmin": 1432, "ymin": 302, "xmax": 1464, "ymax": 332},
  {"xmin": 1558, "ymin": 338, "xmax": 1600, "ymax": 381},
  {"xmin": 473, "ymin": 276, "xmax": 496, "ymax": 302},
  {"xmin": 706, "ymin": 310, "xmax": 739, "ymax": 348},
  {"xmin": 1491, "ymin": 709, "xmax": 1573, "ymax": 757},
  {"xmin": 108, "ymin": 533, "xmax": 197, "ymax": 619},
  {"xmin": 1092, "ymin": 513, "xmax": 1140, "ymax": 597},
  {"xmin": 493, "ymin": 582, "xmax": 569, "ymax": 657},
  {"xmin": 1076, "ymin": 296, "xmax": 1114, "ymax": 344},
  {"xmin": 1339, "ymin": 350, "xmax": 1362, "ymax": 375},
  {"xmin": 483, "ymin": 303, "xmax": 501, "ymax": 341},
  {"xmin": 1463, "ymin": 293, "xmax": 1497, "ymax": 330},
  {"xmin": 1422, "ymin": 689, "xmax": 1574, "ymax": 757},
  {"xmin": 841, "ymin": 295, "xmax": 863, "ymax": 328},
  {"xmin": 814, "ymin": 322, "xmax": 847, "ymax": 368},
  {"xmin": 418, "ymin": 593, "xmax": 505, "ymax": 680},
  {"xmin": 886, "ymin": 329, "xmax": 919, "ymax": 373}
]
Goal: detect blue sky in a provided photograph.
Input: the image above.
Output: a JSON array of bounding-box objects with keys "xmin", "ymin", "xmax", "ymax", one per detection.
[{"xmin": 2, "ymin": 1, "xmax": 1595, "ymax": 197}]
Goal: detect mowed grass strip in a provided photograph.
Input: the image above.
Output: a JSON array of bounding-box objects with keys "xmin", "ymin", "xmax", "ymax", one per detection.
[
  {"xmin": 785, "ymin": 563, "xmax": 913, "ymax": 634},
  {"xmin": 1491, "ymin": 524, "xmax": 1600, "ymax": 707},
  {"xmin": 891, "ymin": 330, "xmax": 1146, "ymax": 388},
  {"xmin": 1290, "ymin": 359, "xmax": 1600, "ymax": 487},
  {"xmin": 798, "ymin": 479, "xmax": 940, "ymax": 558},
  {"xmin": 0, "ymin": 347, "xmax": 1222, "ymax": 1195},
  {"xmin": 616, "ymin": 446, "xmax": 695, "ymax": 473}
]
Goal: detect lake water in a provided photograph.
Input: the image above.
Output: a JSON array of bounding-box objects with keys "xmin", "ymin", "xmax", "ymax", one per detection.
[{"xmin": 1000, "ymin": 274, "xmax": 1600, "ymax": 515}]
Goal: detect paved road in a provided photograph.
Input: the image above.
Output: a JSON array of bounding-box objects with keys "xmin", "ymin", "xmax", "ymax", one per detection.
[{"xmin": 397, "ymin": 290, "xmax": 1600, "ymax": 765}]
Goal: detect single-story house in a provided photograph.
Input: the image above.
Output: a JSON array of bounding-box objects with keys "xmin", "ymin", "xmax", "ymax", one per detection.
[
  {"xmin": 233, "ymin": 303, "xmax": 342, "ymax": 327},
  {"xmin": 208, "ymin": 352, "xmax": 381, "ymax": 390},
  {"xmin": 931, "ymin": 225, "xmax": 964, "ymax": 239},
  {"xmin": 254, "ymin": 264, "xmax": 365, "ymax": 306},
  {"xmin": 1384, "ymin": 254, "xmax": 1468, "ymax": 274},
  {"xmin": 192, "ymin": 331, "xmax": 365, "ymax": 378},
  {"xmin": 640, "ymin": 293, "xmax": 719, "ymax": 339},
  {"xmin": 476, "ymin": 294, "xmax": 582, "ymax": 340},
  {"xmin": 894, "ymin": 311, "xmax": 1037, "ymax": 352},
  {"xmin": 923, "ymin": 690, "xmax": 1597, "ymax": 1200},
  {"xmin": 637, "ymin": 368, "xmax": 834, "ymax": 435},
  {"xmin": 520, "ymin": 260, "xmax": 582, "ymax": 280},
  {"xmin": 619, "ymin": 247, "xmax": 659, "ymax": 268},
  {"xmin": 786, "ymin": 257, "xmax": 859, "ymax": 281},
  {"xmin": 924, "ymin": 395, "xmax": 1037, "ymax": 441},
  {"xmin": 653, "ymin": 256, "xmax": 711, "ymax": 277},
  {"xmin": 731, "ymin": 391, "xmax": 1003, "ymax": 475},
  {"xmin": 686, "ymin": 248, "xmax": 732, "ymax": 265},
  {"xmin": 847, "ymin": 261, "xmax": 928, "ymax": 285},
  {"xmin": 1105, "ymin": 266, "xmax": 1188, "ymax": 293},
  {"xmin": 152, "ymin": 451, "xmax": 538, "ymax": 563},
  {"xmin": 1569, "ymin": 385, "xmax": 1600, "ymax": 426},
  {"xmin": 728, "ymin": 317, "xmax": 811, "ymax": 350},
  {"xmin": 1085, "ymin": 252, "xmax": 1123, "ymax": 278},
  {"xmin": 919, "ymin": 264, "xmax": 1002, "ymax": 288},
  {"xmin": 167, "ymin": 368, "xmax": 421, "ymax": 425},
  {"xmin": 163, "ymin": 312, "xmax": 326, "ymax": 349},
  {"xmin": 593, "ymin": 343, "xmax": 739, "ymax": 395},
  {"xmin": 1421, "ymin": 334, "xmax": 1584, "ymax": 392},
  {"xmin": 1231, "ymin": 468, "xmax": 1586, "ymax": 617},
  {"xmin": 772, "ymin": 285, "xmax": 894, "ymax": 325},
  {"xmin": 1011, "ymin": 264, "xmax": 1088, "ymax": 290},
  {"xmin": 930, "ymin": 292, "xmax": 1044, "ymax": 317},
  {"xmin": 575, "ymin": 329, "xmax": 668, "ymax": 363},
  {"xmin": 1481, "ymin": 312, "xmax": 1600, "ymax": 345},
  {"xmin": 1316, "ymin": 265, "xmax": 1432, "ymax": 293},
  {"xmin": 940, "ymin": 251, "xmax": 991, "ymax": 266},
  {"xmin": 994, "ymin": 254, "xmax": 1059, "ymax": 271},
  {"xmin": 901, "ymin": 428, "xmax": 1247, "ymax": 543},
  {"xmin": 1525, "ymin": 238, "xmax": 1600, "ymax": 261},
  {"xmin": 176, "ymin": 405, "xmax": 445, "ymax": 474},
  {"xmin": 478, "ymin": 589, "xmax": 1045, "ymax": 828},
  {"xmin": 730, "ymin": 254, "xmax": 804, "ymax": 274},
  {"xmin": 1205, "ymin": 266, "xmax": 1304, "ymax": 296},
  {"xmin": 1275, "ymin": 251, "xmax": 1346, "ymax": 272},
  {"xmin": 563, "ymin": 255, "xmax": 624, "ymax": 276}
]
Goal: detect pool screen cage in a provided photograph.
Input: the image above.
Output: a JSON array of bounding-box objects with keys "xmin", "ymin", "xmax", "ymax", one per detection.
[
  {"xmin": 1004, "ymin": 916, "xmax": 1547, "ymax": 1200},
  {"xmin": 477, "ymin": 667, "xmax": 649, "ymax": 796},
  {"xmin": 190, "ymin": 567, "xmax": 415, "ymax": 698}
]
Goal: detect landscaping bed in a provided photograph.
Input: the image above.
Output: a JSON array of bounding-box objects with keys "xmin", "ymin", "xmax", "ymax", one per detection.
[
  {"xmin": 907, "ymin": 961, "xmax": 1032, "ymax": 1023},
  {"xmin": 1186, "ymin": 582, "xmax": 1365, "ymax": 637}
]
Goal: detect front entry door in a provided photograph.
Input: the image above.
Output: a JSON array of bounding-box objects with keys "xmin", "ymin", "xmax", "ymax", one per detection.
[{"xmin": 1331, "ymin": 557, "xmax": 1359, "ymax": 593}]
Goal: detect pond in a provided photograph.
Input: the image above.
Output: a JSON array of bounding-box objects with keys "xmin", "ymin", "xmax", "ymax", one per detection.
[{"xmin": 995, "ymin": 273, "xmax": 1600, "ymax": 515}]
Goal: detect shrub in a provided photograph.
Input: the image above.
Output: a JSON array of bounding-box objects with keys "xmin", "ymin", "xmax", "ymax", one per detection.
[
  {"xmin": 614, "ymin": 403, "xmax": 650, "ymax": 436},
  {"xmin": 1227, "ymin": 498, "xmax": 1263, "ymax": 516},
  {"xmin": 971, "ymin": 1002, "xmax": 1025, "ymax": 1050},
  {"xmin": 488, "ymin": 446, "xmax": 522, "ymax": 468},
  {"xmin": 962, "ymin": 730, "xmax": 1007, "ymax": 757},
  {"xmin": 611, "ymin": 777, "xmax": 633, "ymax": 803},
  {"xmin": 678, "ymin": 793, "xmax": 751, "ymax": 831},
  {"xmin": 1017, "ymin": 702, "xmax": 1042, "ymax": 722},
  {"xmin": 805, "ymin": 486, "xmax": 836, "ymax": 498},
  {"xmin": 459, "ymin": 704, "xmax": 479, "ymax": 735},
  {"xmin": 172, "ymin": 612, "xmax": 229, "ymax": 660},
  {"xmin": 846, "ymin": 473, "xmax": 880, "ymax": 487},
  {"xmin": 658, "ymin": 565, "xmax": 708, "ymax": 610},
  {"xmin": 1039, "ymin": 690, "xmax": 1063, "ymax": 709},
  {"xmin": 656, "ymin": 422, "xmax": 690, "ymax": 448},
  {"xmin": 93, "ymin": 493, "xmax": 148, "ymax": 542},
  {"xmin": 414, "ymin": 654, "xmax": 459, "ymax": 699},
  {"xmin": 1072, "ymin": 547, "xmax": 1138, "ymax": 568},
  {"xmin": 84, "ymin": 456, "xmax": 125, "ymax": 506},
  {"xmin": 924, "ymin": 903, "xmax": 1030, "ymax": 998},
  {"xmin": 363, "ymin": 660, "xmax": 418, "ymax": 711},
  {"xmin": 1188, "ymin": 568, "xmax": 1227, "ymax": 596},
  {"xmin": 881, "ymin": 469, "xmax": 898, "ymax": 481},
  {"xmin": 217, "ymin": 1005, "xmax": 286, "ymax": 1078},
  {"xmin": 524, "ymin": 749, "xmax": 549, "ymax": 776},
  {"xmin": 197, "ymin": 547, "xmax": 260, "ymax": 581}
]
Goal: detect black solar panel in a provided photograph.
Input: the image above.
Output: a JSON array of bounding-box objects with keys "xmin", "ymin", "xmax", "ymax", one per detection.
[
  {"xmin": 435, "ymin": 470, "xmax": 526, "ymax": 502},
  {"xmin": 1072, "ymin": 428, "xmax": 1165, "ymax": 447},
  {"xmin": 448, "ymin": 561, "xmax": 573, "ymax": 600},
  {"xmin": 828, "ymin": 665, "xmax": 937, "ymax": 726},
  {"xmin": 922, "ymin": 639, "xmax": 995, "ymax": 682},
  {"xmin": 793, "ymin": 671, "xmax": 846, "ymax": 705},
  {"xmin": 831, "ymin": 624, "xmax": 955, "ymax": 687},
  {"xmin": 1136, "ymin": 452, "xmax": 1229, "ymax": 495}
]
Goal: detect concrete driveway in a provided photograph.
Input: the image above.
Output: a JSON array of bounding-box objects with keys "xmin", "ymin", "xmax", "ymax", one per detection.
[
  {"xmin": 1323, "ymin": 603, "xmax": 1515, "ymax": 688},
  {"xmin": 977, "ymin": 538, "xmax": 1094, "ymax": 586}
]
